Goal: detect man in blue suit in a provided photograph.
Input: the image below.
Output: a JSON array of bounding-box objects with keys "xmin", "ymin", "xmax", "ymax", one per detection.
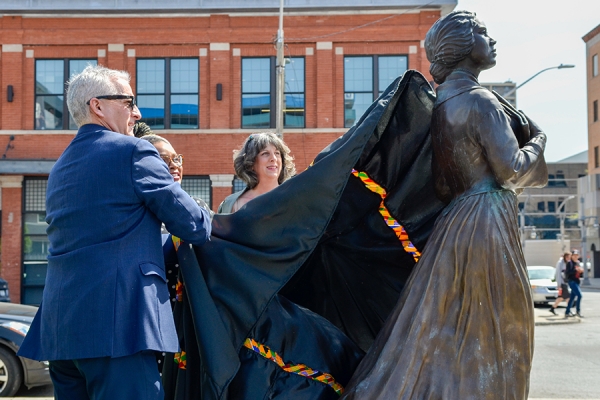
[{"xmin": 18, "ymin": 65, "xmax": 212, "ymax": 400}]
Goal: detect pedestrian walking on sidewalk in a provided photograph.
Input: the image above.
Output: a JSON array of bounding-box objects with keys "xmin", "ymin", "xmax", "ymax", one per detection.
[
  {"xmin": 565, "ymin": 250, "xmax": 584, "ymax": 318},
  {"xmin": 550, "ymin": 252, "xmax": 571, "ymax": 315}
]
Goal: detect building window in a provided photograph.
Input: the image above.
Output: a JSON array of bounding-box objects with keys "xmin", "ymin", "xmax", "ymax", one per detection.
[
  {"xmin": 555, "ymin": 171, "xmax": 567, "ymax": 187},
  {"xmin": 596, "ymin": 146, "xmax": 599, "ymax": 168},
  {"xmin": 593, "ymin": 54, "xmax": 598, "ymax": 77},
  {"xmin": 35, "ymin": 59, "xmax": 97, "ymax": 130},
  {"xmin": 22, "ymin": 178, "xmax": 49, "ymax": 305},
  {"xmin": 594, "ymin": 100, "xmax": 598, "ymax": 122},
  {"xmin": 233, "ymin": 177, "xmax": 246, "ymax": 193},
  {"xmin": 537, "ymin": 202, "xmax": 545, "ymax": 212},
  {"xmin": 547, "ymin": 174, "xmax": 555, "ymax": 187},
  {"xmin": 181, "ymin": 176, "xmax": 212, "ymax": 208},
  {"xmin": 137, "ymin": 58, "xmax": 199, "ymax": 129},
  {"xmin": 344, "ymin": 55, "xmax": 408, "ymax": 127},
  {"xmin": 547, "ymin": 202, "xmax": 556, "ymax": 213},
  {"xmin": 241, "ymin": 57, "xmax": 305, "ymax": 129}
]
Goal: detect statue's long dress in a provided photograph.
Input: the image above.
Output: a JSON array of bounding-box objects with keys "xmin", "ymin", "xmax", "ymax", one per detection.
[{"xmin": 341, "ymin": 71, "xmax": 548, "ymax": 400}]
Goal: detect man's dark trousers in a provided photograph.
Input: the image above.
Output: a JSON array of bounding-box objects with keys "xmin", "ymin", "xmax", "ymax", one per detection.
[{"xmin": 49, "ymin": 351, "xmax": 163, "ymax": 400}]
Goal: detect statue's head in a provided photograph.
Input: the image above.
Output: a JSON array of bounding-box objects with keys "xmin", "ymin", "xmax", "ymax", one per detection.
[{"xmin": 425, "ymin": 10, "xmax": 478, "ymax": 84}]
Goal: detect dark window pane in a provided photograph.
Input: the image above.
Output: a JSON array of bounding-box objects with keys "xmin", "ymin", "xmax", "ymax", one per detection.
[
  {"xmin": 36, "ymin": 95, "xmax": 64, "ymax": 130},
  {"xmin": 24, "ymin": 236, "xmax": 50, "ymax": 261},
  {"xmin": 344, "ymin": 92, "xmax": 372, "ymax": 128},
  {"xmin": 233, "ymin": 177, "xmax": 246, "ymax": 193},
  {"xmin": 24, "ymin": 213, "xmax": 48, "ymax": 235},
  {"xmin": 36, "ymin": 60, "xmax": 64, "ymax": 94},
  {"xmin": 345, "ymin": 57, "xmax": 373, "ymax": 92},
  {"xmin": 378, "ymin": 56, "xmax": 407, "ymax": 94},
  {"xmin": 171, "ymin": 94, "xmax": 198, "ymax": 129},
  {"xmin": 138, "ymin": 94, "xmax": 165, "ymax": 129},
  {"xmin": 242, "ymin": 94, "xmax": 271, "ymax": 128},
  {"xmin": 284, "ymin": 94, "xmax": 304, "ymax": 128},
  {"xmin": 242, "ymin": 58, "xmax": 270, "ymax": 93},
  {"xmin": 181, "ymin": 177, "xmax": 211, "ymax": 208},
  {"xmin": 69, "ymin": 59, "xmax": 97, "ymax": 80},
  {"xmin": 171, "ymin": 59, "xmax": 198, "ymax": 93},
  {"xmin": 548, "ymin": 202, "xmax": 556, "ymax": 213},
  {"xmin": 285, "ymin": 58, "xmax": 304, "ymax": 93},
  {"xmin": 138, "ymin": 59, "xmax": 165, "ymax": 94}
]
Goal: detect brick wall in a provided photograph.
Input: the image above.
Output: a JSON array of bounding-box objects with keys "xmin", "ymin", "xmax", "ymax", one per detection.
[{"xmin": 0, "ymin": 9, "xmax": 440, "ymax": 302}]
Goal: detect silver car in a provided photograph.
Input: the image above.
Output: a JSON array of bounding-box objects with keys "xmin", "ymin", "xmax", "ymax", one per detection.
[{"xmin": 527, "ymin": 266, "xmax": 559, "ymax": 305}]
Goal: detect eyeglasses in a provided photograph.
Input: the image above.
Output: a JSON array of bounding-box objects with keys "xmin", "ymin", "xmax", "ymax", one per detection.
[
  {"xmin": 86, "ymin": 95, "xmax": 137, "ymax": 110},
  {"xmin": 160, "ymin": 154, "xmax": 184, "ymax": 167}
]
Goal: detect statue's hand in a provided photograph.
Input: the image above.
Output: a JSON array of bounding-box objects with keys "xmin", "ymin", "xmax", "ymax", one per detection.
[{"xmin": 522, "ymin": 113, "xmax": 544, "ymax": 138}]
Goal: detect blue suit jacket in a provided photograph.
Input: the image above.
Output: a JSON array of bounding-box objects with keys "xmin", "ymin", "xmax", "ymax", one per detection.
[{"xmin": 18, "ymin": 124, "xmax": 211, "ymax": 361}]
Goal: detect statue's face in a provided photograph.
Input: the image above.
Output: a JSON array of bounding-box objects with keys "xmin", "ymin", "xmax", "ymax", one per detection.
[{"xmin": 467, "ymin": 19, "xmax": 497, "ymax": 71}]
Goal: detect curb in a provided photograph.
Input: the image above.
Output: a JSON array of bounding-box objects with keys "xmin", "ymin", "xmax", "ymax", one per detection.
[{"xmin": 535, "ymin": 317, "xmax": 581, "ymax": 326}]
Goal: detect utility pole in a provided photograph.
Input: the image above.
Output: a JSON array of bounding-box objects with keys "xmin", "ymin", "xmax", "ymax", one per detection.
[{"xmin": 275, "ymin": 0, "xmax": 285, "ymax": 138}]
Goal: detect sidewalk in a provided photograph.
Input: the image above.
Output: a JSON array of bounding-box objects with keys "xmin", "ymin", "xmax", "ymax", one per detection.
[{"xmin": 534, "ymin": 277, "xmax": 599, "ymax": 326}]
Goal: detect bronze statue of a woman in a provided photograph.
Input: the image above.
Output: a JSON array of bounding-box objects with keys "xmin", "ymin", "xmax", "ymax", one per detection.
[{"xmin": 341, "ymin": 10, "xmax": 548, "ymax": 399}]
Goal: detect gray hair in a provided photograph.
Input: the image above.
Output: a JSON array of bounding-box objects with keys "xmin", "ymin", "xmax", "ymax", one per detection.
[
  {"xmin": 425, "ymin": 10, "xmax": 477, "ymax": 84},
  {"xmin": 66, "ymin": 65, "xmax": 131, "ymax": 127},
  {"xmin": 233, "ymin": 132, "xmax": 296, "ymax": 189}
]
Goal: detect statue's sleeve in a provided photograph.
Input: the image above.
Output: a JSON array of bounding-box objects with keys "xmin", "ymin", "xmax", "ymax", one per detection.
[{"xmin": 474, "ymin": 102, "xmax": 547, "ymax": 190}]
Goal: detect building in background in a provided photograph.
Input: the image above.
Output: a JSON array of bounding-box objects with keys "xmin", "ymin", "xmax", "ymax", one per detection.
[
  {"xmin": 585, "ymin": 23, "xmax": 600, "ymax": 174},
  {"xmin": 518, "ymin": 151, "xmax": 588, "ymax": 253},
  {"xmin": 578, "ymin": 23, "xmax": 600, "ymax": 280},
  {"xmin": 0, "ymin": 0, "xmax": 457, "ymax": 303},
  {"xmin": 480, "ymin": 81, "xmax": 517, "ymax": 107}
]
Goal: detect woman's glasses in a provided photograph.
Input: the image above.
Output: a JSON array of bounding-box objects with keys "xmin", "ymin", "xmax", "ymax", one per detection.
[{"xmin": 160, "ymin": 154, "xmax": 184, "ymax": 167}]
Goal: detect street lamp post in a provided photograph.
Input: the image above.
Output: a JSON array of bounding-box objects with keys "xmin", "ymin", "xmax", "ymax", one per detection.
[
  {"xmin": 504, "ymin": 64, "xmax": 575, "ymax": 98},
  {"xmin": 558, "ymin": 195, "xmax": 576, "ymax": 252}
]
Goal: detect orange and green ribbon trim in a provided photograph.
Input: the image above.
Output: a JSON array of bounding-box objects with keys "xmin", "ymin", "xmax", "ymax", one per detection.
[
  {"xmin": 351, "ymin": 169, "xmax": 421, "ymax": 262},
  {"xmin": 243, "ymin": 338, "xmax": 344, "ymax": 396}
]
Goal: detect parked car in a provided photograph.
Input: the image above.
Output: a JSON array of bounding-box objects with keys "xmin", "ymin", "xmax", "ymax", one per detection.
[
  {"xmin": 0, "ymin": 302, "xmax": 50, "ymax": 397},
  {"xmin": 527, "ymin": 265, "xmax": 559, "ymax": 305}
]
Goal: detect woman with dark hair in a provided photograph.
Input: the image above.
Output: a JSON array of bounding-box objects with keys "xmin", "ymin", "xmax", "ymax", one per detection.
[
  {"xmin": 218, "ymin": 132, "xmax": 296, "ymax": 213},
  {"xmin": 342, "ymin": 11, "xmax": 547, "ymax": 399}
]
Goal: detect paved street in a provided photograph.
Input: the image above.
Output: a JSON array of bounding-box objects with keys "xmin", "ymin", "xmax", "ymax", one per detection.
[
  {"xmin": 529, "ymin": 286, "xmax": 600, "ymax": 400},
  {"xmin": 9, "ymin": 281, "xmax": 600, "ymax": 399}
]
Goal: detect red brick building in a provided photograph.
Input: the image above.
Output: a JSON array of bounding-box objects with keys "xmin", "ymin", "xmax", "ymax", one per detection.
[{"xmin": 0, "ymin": 1, "xmax": 456, "ymax": 303}]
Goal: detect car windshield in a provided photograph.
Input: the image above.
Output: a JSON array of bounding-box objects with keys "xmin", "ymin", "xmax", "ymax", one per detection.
[{"xmin": 528, "ymin": 268, "xmax": 554, "ymax": 280}]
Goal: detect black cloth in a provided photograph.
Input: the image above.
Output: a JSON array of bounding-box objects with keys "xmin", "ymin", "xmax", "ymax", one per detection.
[{"xmin": 162, "ymin": 70, "xmax": 446, "ymax": 400}]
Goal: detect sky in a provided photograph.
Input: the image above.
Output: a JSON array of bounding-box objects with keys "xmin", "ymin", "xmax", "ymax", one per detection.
[{"xmin": 455, "ymin": 0, "xmax": 599, "ymax": 162}]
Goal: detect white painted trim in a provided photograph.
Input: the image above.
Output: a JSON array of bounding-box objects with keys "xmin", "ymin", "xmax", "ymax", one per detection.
[
  {"xmin": 305, "ymin": 47, "xmax": 314, "ymax": 56},
  {"xmin": 409, "ymin": 45, "xmax": 417, "ymax": 54},
  {"xmin": 335, "ymin": 47, "xmax": 343, "ymax": 55},
  {"xmin": 0, "ymin": 176, "xmax": 24, "ymax": 188},
  {"xmin": 127, "ymin": 49, "xmax": 136, "ymax": 57},
  {"xmin": 210, "ymin": 174, "xmax": 234, "ymax": 187},
  {"xmin": 98, "ymin": 49, "xmax": 106, "ymax": 57},
  {"xmin": 232, "ymin": 48, "xmax": 241, "ymax": 56},
  {"xmin": 108, "ymin": 44, "xmax": 125, "ymax": 52},
  {"xmin": 26, "ymin": 49, "xmax": 34, "ymax": 58},
  {"xmin": 199, "ymin": 48, "xmax": 208, "ymax": 57},
  {"xmin": 210, "ymin": 43, "xmax": 230, "ymax": 51},
  {"xmin": 316, "ymin": 42, "xmax": 332, "ymax": 50},
  {"xmin": 2, "ymin": 44, "xmax": 23, "ymax": 53}
]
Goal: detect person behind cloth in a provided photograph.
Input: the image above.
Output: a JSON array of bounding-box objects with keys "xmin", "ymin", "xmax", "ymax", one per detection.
[
  {"xmin": 218, "ymin": 132, "xmax": 296, "ymax": 213},
  {"xmin": 163, "ymin": 132, "xmax": 365, "ymax": 400},
  {"xmin": 17, "ymin": 65, "xmax": 212, "ymax": 400},
  {"xmin": 565, "ymin": 249, "xmax": 584, "ymax": 318},
  {"xmin": 549, "ymin": 251, "xmax": 571, "ymax": 315},
  {"xmin": 342, "ymin": 10, "xmax": 547, "ymax": 399}
]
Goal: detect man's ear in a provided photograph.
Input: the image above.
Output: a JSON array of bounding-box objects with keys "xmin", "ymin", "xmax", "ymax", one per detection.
[{"xmin": 88, "ymin": 99, "xmax": 104, "ymax": 118}]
